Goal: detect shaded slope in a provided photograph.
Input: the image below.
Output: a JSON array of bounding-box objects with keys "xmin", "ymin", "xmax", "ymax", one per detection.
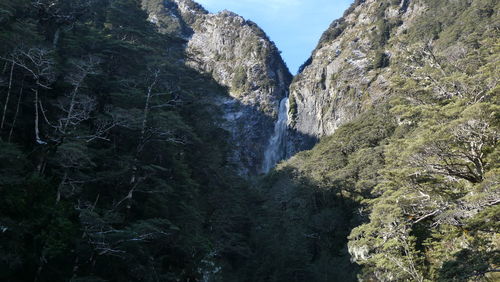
[
  {"xmin": 142, "ymin": 0, "xmax": 293, "ymax": 175},
  {"xmin": 252, "ymin": 0, "xmax": 500, "ymax": 281}
]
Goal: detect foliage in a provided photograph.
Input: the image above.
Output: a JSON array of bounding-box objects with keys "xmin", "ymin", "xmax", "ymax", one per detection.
[
  {"xmin": 0, "ymin": 0, "xmax": 253, "ymax": 281},
  {"xmin": 372, "ymin": 50, "xmax": 390, "ymax": 69},
  {"xmin": 0, "ymin": 0, "xmax": 499, "ymax": 281},
  {"xmin": 250, "ymin": 1, "xmax": 500, "ymax": 281},
  {"xmin": 231, "ymin": 66, "xmax": 248, "ymax": 91}
]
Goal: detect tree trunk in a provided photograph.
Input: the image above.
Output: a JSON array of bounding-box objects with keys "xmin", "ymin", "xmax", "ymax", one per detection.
[
  {"xmin": 34, "ymin": 87, "xmax": 45, "ymax": 144},
  {"xmin": 34, "ymin": 254, "xmax": 46, "ymax": 282},
  {"xmin": 36, "ymin": 151, "xmax": 48, "ymax": 175},
  {"xmin": 2, "ymin": 61, "xmax": 7, "ymax": 74},
  {"xmin": 138, "ymin": 76, "xmax": 155, "ymax": 153},
  {"xmin": 1, "ymin": 62, "xmax": 15, "ymax": 133},
  {"xmin": 136, "ymin": 70, "xmax": 159, "ymax": 155},
  {"xmin": 129, "ymin": 71, "xmax": 159, "ymax": 192},
  {"xmin": 53, "ymin": 27, "xmax": 61, "ymax": 48},
  {"xmin": 56, "ymin": 171, "xmax": 68, "ymax": 203},
  {"xmin": 8, "ymin": 79, "xmax": 23, "ymax": 142},
  {"xmin": 63, "ymin": 79, "xmax": 84, "ymax": 132}
]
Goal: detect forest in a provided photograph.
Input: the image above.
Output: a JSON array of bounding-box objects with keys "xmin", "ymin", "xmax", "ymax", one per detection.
[
  {"xmin": 0, "ymin": 0, "xmax": 256, "ymax": 280},
  {"xmin": 0, "ymin": 0, "xmax": 498, "ymax": 281}
]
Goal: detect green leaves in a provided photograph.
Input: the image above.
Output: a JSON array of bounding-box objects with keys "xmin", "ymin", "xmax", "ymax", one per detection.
[{"xmin": 0, "ymin": 0, "xmax": 250, "ymax": 281}]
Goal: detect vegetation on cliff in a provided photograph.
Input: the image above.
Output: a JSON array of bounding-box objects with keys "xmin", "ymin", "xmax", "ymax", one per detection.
[
  {"xmin": 0, "ymin": 0, "xmax": 498, "ymax": 281},
  {"xmin": 251, "ymin": 1, "xmax": 499, "ymax": 281}
]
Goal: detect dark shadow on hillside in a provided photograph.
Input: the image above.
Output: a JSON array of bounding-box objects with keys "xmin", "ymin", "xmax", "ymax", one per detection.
[
  {"xmin": 236, "ymin": 166, "xmax": 360, "ymax": 281},
  {"xmin": 286, "ymin": 128, "xmax": 319, "ymax": 160},
  {"xmin": 438, "ymin": 249, "xmax": 498, "ymax": 281},
  {"xmin": 184, "ymin": 67, "xmax": 317, "ymax": 176},
  {"xmin": 142, "ymin": 0, "xmax": 320, "ymax": 176}
]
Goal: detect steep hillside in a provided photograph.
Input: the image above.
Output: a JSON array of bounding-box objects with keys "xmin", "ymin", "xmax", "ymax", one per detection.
[
  {"xmin": 0, "ymin": 0, "xmax": 255, "ymax": 280},
  {"xmin": 254, "ymin": 0, "xmax": 500, "ymax": 281},
  {"xmin": 289, "ymin": 0, "xmax": 499, "ymax": 147},
  {"xmin": 142, "ymin": 0, "xmax": 292, "ymax": 175}
]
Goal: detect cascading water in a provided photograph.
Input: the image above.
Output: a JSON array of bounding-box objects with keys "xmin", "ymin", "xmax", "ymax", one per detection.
[{"xmin": 262, "ymin": 96, "xmax": 289, "ymax": 173}]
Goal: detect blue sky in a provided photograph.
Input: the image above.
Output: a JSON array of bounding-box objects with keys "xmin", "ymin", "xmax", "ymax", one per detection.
[{"xmin": 196, "ymin": 0, "xmax": 353, "ymax": 74}]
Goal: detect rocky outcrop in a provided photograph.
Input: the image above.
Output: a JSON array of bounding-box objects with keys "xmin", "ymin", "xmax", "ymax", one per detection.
[
  {"xmin": 142, "ymin": 0, "xmax": 292, "ymax": 175},
  {"xmin": 288, "ymin": 0, "xmax": 425, "ymax": 145}
]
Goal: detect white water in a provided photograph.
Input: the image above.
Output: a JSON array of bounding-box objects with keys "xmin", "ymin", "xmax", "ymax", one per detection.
[{"xmin": 262, "ymin": 97, "xmax": 289, "ymax": 173}]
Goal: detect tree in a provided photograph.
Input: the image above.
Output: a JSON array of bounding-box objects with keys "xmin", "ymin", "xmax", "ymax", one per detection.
[{"xmin": 2, "ymin": 47, "xmax": 56, "ymax": 145}]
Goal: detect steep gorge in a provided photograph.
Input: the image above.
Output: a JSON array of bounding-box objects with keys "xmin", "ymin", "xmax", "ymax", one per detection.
[
  {"xmin": 140, "ymin": 0, "xmax": 439, "ymax": 173},
  {"xmin": 140, "ymin": 4, "xmax": 500, "ymax": 279},
  {"xmin": 0, "ymin": 0, "xmax": 498, "ymax": 281},
  {"xmin": 146, "ymin": 0, "xmax": 500, "ymax": 280}
]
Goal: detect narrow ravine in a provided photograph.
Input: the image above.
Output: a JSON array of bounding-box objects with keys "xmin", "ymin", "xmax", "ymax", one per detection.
[{"xmin": 262, "ymin": 96, "xmax": 289, "ymax": 173}]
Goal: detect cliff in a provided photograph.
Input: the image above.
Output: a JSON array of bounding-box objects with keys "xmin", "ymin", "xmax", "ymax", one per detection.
[
  {"xmin": 254, "ymin": 0, "xmax": 499, "ymax": 281},
  {"xmin": 289, "ymin": 0, "xmax": 421, "ymax": 142},
  {"xmin": 142, "ymin": 0, "xmax": 292, "ymax": 175}
]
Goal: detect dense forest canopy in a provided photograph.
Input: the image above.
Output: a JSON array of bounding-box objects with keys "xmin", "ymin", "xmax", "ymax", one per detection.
[
  {"xmin": 257, "ymin": 0, "xmax": 499, "ymax": 281},
  {"xmin": 0, "ymin": 0, "xmax": 255, "ymax": 280},
  {"xmin": 0, "ymin": 0, "xmax": 499, "ymax": 281}
]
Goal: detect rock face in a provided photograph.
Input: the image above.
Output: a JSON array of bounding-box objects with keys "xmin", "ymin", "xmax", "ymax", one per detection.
[
  {"xmin": 142, "ymin": 0, "xmax": 292, "ymax": 175},
  {"xmin": 141, "ymin": 0, "xmax": 438, "ymax": 172},
  {"xmin": 288, "ymin": 0, "xmax": 423, "ymax": 147}
]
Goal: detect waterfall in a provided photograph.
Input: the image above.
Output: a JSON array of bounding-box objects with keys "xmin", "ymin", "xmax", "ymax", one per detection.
[{"xmin": 262, "ymin": 96, "xmax": 289, "ymax": 173}]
